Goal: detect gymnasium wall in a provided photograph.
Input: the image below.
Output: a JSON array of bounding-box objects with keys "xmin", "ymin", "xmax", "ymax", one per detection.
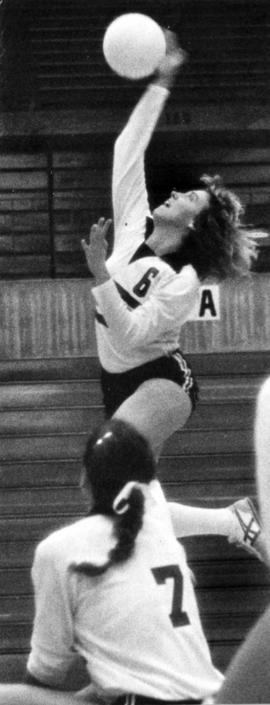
[{"xmin": 0, "ymin": 274, "xmax": 269, "ymax": 360}]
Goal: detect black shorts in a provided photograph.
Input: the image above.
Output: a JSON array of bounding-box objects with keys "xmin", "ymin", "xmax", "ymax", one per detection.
[{"xmin": 100, "ymin": 349, "xmax": 199, "ymax": 418}]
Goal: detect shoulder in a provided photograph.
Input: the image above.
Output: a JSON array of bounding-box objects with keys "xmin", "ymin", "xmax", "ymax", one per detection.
[
  {"xmin": 157, "ymin": 264, "xmax": 200, "ymax": 295},
  {"xmin": 175, "ymin": 264, "xmax": 200, "ymax": 286},
  {"xmin": 34, "ymin": 515, "xmax": 115, "ymax": 568},
  {"xmin": 182, "ymin": 263, "xmax": 200, "ymax": 282}
]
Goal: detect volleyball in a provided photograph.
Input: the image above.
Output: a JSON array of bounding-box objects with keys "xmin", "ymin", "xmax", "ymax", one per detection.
[{"xmin": 103, "ymin": 13, "xmax": 166, "ymax": 80}]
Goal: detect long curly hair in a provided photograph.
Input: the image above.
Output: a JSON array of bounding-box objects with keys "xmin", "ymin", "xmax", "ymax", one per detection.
[
  {"xmin": 72, "ymin": 419, "xmax": 156, "ymax": 577},
  {"xmin": 173, "ymin": 174, "xmax": 261, "ymax": 281}
]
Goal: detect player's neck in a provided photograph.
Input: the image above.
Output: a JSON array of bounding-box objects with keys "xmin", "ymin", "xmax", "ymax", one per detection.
[{"xmin": 147, "ymin": 222, "xmax": 185, "ymax": 257}]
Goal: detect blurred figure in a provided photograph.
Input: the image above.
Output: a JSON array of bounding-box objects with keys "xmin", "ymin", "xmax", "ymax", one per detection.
[
  {"xmin": 216, "ymin": 376, "xmax": 270, "ymax": 704},
  {"xmin": 256, "ymin": 377, "xmax": 270, "ymax": 562}
]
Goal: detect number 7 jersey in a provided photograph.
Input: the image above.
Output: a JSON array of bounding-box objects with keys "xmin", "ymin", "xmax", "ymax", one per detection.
[{"xmin": 27, "ymin": 480, "xmax": 223, "ymax": 701}]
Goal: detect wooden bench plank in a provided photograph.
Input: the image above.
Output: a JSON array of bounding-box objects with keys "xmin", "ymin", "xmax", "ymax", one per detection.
[
  {"xmin": 0, "ymin": 429, "xmax": 256, "ymax": 463},
  {"xmin": 0, "ymin": 381, "xmax": 102, "ymax": 409},
  {"xmin": 0, "ymin": 460, "xmax": 80, "ymax": 487},
  {"xmin": 0, "ymin": 352, "xmax": 268, "ymax": 382},
  {"xmin": 0, "ymin": 487, "xmax": 82, "ymax": 515},
  {"xmin": 0, "ymin": 481, "xmax": 257, "ymax": 515},
  {"xmin": 0, "ymin": 407, "xmax": 104, "ymax": 435},
  {"xmin": 0, "ymin": 453, "xmax": 255, "ymax": 489},
  {"xmin": 0, "ymin": 402, "xmax": 255, "ymax": 436},
  {"xmin": 0, "ymin": 377, "xmax": 262, "ymax": 410}
]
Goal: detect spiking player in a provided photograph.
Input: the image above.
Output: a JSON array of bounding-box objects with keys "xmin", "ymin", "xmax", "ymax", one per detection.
[
  {"xmin": 82, "ymin": 31, "xmax": 260, "ymax": 460},
  {"xmin": 81, "ymin": 32, "xmax": 264, "ymax": 559}
]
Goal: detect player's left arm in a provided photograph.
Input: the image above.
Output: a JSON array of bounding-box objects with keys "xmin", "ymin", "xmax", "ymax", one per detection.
[
  {"xmin": 27, "ymin": 542, "xmax": 77, "ymax": 688},
  {"xmin": 0, "ymin": 683, "xmax": 88, "ymax": 705}
]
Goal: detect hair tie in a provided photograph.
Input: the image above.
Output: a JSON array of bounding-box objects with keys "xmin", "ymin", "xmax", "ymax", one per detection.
[{"xmin": 113, "ymin": 481, "xmax": 139, "ymax": 515}]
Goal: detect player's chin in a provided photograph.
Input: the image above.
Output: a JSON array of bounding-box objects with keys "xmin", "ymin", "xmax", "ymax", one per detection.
[{"xmin": 153, "ymin": 204, "xmax": 168, "ymax": 220}]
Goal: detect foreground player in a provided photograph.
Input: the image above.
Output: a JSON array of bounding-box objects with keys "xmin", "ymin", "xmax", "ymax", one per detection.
[
  {"xmin": 216, "ymin": 377, "xmax": 270, "ymax": 704},
  {"xmin": 81, "ymin": 31, "xmax": 261, "ymax": 461},
  {"xmin": 0, "ymin": 419, "xmax": 223, "ymax": 704},
  {"xmin": 0, "ymin": 419, "xmax": 267, "ymax": 705}
]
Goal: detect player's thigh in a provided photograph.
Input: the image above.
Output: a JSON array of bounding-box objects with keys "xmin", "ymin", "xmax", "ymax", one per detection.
[
  {"xmin": 113, "ymin": 377, "xmax": 191, "ymax": 458},
  {"xmin": 216, "ymin": 604, "xmax": 270, "ymax": 703},
  {"xmin": 0, "ymin": 683, "xmax": 80, "ymax": 705}
]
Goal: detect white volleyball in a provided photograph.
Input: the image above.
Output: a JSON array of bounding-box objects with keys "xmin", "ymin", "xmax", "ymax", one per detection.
[{"xmin": 103, "ymin": 13, "xmax": 166, "ymax": 80}]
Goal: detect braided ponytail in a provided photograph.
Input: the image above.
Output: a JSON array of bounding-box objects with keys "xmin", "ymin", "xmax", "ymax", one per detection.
[{"xmin": 111, "ymin": 485, "xmax": 144, "ymax": 563}]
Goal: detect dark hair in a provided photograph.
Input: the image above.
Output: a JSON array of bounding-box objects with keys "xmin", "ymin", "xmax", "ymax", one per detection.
[
  {"xmin": 173, "ymin": 174, "xmax": 262, "ymax": 281},
  {"xmin": 72, "ymin": 419, "xmax": 156, "ymax": 577}
]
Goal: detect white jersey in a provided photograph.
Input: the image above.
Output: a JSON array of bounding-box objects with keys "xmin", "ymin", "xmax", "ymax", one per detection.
[
  {"xmin": 27, "ymin": 481, "xmax": 223, "ymax": 702},
  {"xmin": 92, "ymin": 85, "xmax": 200, "ymax": 373}
]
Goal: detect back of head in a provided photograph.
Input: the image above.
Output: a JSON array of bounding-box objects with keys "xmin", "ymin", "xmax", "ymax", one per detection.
[
  {"xmin": 73, "ymin": 420, "xmax": 156, "ymax": 577},
  {"xmin": 84, "ymin": 418, "xmax": 156, "ymax": 512}
]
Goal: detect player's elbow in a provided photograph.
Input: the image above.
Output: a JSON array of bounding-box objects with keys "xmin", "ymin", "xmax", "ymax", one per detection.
[{"xmin": 111, "ymin": 324, "xmax": 146, "ymax": 352}]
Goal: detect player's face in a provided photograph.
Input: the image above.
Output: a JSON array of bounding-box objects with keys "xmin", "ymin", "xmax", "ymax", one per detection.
[
  {"xmin": 154, "ymin": 188, "xmax": 210, "ymax": 224},
  {"xmin": 153, "ymin": 189, "xmax": 210, "ymax": 251}
]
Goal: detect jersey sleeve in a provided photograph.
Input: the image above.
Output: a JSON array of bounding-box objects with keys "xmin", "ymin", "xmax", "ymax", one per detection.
[
  {"xmin": 112, "ymin": 84, "xmax": 169, "ymax": 249},
  {"xmin": 27, "ymin": 541, "xmax": 77, "ymax": 687},
  {"xmin": 168, "ymin": 502, "xmax": 189, "ymax": 538},
  {"xmin": 92, "ymin": 267, "xmax": 199, "ymax": 351}
]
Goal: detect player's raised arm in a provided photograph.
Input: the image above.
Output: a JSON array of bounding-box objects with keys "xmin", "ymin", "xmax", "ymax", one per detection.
[
  {"xmin": 153, "ymin": 30, "xmax": 187, "ymax": 90},
  {"xmin": 112, "ymin": 32, "xmax": 186, "ymax": 240}
]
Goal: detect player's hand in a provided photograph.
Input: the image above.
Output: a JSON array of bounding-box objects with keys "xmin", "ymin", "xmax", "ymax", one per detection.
[
  {"xmin": 81, "ymin": 217, "xmax": 112, "ymax": 282},
  {"xmin": 155, "ymin": 30, "xmax": 187, "ymax": 87}
]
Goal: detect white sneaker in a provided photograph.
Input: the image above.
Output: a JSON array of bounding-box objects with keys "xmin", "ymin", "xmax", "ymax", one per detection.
[{"xmin": 229, "ymin": 497, "xmax": 268, "ymax": 563}]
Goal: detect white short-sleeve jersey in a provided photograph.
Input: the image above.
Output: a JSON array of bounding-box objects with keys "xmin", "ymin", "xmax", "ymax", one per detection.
[
  {"xmin": 91, "ymin": 85, "xmax": 200, "ymax": 373},
  {"xmin": 27, "ymin": 481, "xmax": 223, "ymax": 702}
]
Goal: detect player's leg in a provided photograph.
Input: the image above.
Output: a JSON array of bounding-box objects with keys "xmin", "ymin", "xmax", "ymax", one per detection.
[
  {"xmin": 113, "ymin": 377, "xmax": 192, "ymax": 460},
  {"xmin": 255, "ymin": 376, "xmax": 270, "ymax": 562},
  {"xmin": 216, "ymin": 603, "xmax": 270, "ymax": 703},
  {"xmin": 170, "ymin": 499, "xmax": 267, "ymax": 562},
  {"xmin": 0, "ymin": 684, "xmax": 84, "ymax": 705}
]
